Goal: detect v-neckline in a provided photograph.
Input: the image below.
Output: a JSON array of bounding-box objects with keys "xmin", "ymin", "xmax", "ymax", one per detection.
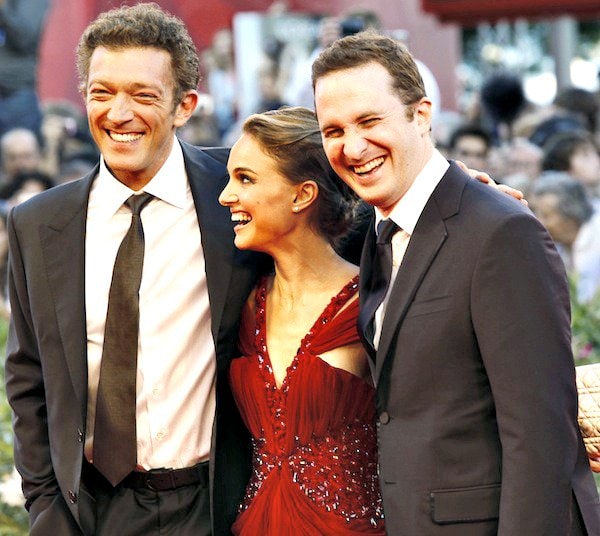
[{"xmin": 254, "ymin": 275, "xmax": 359, "ymax": 391}]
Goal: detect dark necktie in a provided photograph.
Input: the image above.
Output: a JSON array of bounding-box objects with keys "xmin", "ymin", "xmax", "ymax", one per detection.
[
  {"xmin": 362, "ymin": 219, "xmax": 399, "ymax": 344},
  {"xmin": 93, "ymin": 192, "xmax": 153, "ymax": 486}
]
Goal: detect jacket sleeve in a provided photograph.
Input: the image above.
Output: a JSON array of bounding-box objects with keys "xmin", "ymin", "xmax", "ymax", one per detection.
[
  {"xmin": 471, "ymin": 209, "xmax": 580, "ymax": 534},
  {"xmin": 4, "ymin": 208, "xmax": 64, "ymax": 524}
]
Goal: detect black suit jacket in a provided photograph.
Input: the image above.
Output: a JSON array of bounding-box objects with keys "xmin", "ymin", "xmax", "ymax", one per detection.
[
  {"xmin": 4, "ymin": 141, "xmax": 266, "ymax": 535},
  {"xmin": 360, "ymin": 162, "xmax": 600, "ymax": 535}
]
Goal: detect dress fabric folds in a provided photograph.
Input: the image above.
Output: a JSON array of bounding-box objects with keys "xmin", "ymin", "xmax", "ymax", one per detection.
[{"xmin": 229, "ymin": 276, "xmax": 385, "ymax": 535}]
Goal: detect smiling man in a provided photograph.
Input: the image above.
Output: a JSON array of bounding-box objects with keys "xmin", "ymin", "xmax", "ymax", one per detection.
[
  {"xmin": 312, "ymin": 31, "xmax": 600, "ymax": 535},
  {"xmin": 4, "ymin": 4, "xmax": 264, "ymax": 535}
]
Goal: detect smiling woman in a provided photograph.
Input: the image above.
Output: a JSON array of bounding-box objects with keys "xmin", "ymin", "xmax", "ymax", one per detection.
[
  {"xmin": 220, "ymin": 106, "xmax": 360, "ymax": 255},
  {"xmin": 219, "ymin": 106, "xmax": 386, "ymax": 535}
]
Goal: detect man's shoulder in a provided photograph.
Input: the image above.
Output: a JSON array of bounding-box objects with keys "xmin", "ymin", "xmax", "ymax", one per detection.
[
  {"xmin": 197, "ymin": 146, "xmax": 231, "ymax": 166},
  {"xmin": 9, "ymin": 177, "xmax": 89, "ymax": 226},
  {"xmin": 447, "ymin": 165, "xmax": 532, "ymax": 222},
  {"xmin": 433, "ymin": 161, "xmax": 532, "ymax": 225},
  {"xmin": 179, "ymin": 140, "xmax": 230, "ymax": 168}
]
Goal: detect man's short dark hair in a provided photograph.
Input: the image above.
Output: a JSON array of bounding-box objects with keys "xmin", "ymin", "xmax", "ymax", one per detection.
[{"xmin": 76, "ymin": 2, "xmax": 200, "ymax": 105}]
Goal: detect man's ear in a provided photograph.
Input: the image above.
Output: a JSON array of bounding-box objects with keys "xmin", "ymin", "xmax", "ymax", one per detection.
[
  {"xmin": 174, "ymin": 90, "xmax": 199, "ymax": 127},
  {"xmin": 415, "ymin": 97, "xmax": 432, "ymax": 134}
]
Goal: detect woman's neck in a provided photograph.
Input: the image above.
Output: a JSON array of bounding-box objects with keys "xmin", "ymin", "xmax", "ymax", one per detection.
[{"xmin": 268, "ymin": 234, "xmax": 357, "ymax": 305}]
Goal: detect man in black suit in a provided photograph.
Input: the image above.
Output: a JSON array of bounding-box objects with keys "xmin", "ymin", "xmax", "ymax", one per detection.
[
  {"xmin": 313, "ymin": 31, "xmax": 600, "ymax": 534},
  {"xmin": 4, "ymin": 4, "xmax": 263, "ymax": 534}
]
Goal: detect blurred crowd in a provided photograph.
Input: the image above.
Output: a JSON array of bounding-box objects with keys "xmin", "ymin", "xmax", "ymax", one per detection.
[
  {"xmin": 0, "ymin": 3, "xmax": 599, "ymax": 318},
  {"xmin": 184, "ymin": 7, "xmax": 600, "ymax": 308},
  {"xmin": 438, "ymin": 78, "xmax": 600, "ymax": 306}
]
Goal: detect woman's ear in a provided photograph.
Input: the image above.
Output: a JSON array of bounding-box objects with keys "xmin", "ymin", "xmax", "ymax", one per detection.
[{"xmin": 292, "ymin": 180, "xmax": 319, "ymax": 214}]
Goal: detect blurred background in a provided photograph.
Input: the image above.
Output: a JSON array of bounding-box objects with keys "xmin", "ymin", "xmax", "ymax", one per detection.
[{"xmin": 0, "ymin": 0, "xmax": 599, "ymax": 532}]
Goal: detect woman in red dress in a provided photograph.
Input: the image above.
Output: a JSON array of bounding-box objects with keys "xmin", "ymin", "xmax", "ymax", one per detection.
[{"xmin": 219, "ymin": 106, "xmax": 385, "ymax": 535}]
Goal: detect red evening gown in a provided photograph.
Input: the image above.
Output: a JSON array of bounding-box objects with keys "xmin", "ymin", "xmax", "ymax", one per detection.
[{"xmin": 229, "ymin": 276, "xmax": 385, "ymax": 535}]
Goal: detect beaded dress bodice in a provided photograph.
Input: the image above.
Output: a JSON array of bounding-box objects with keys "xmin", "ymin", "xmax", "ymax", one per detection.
[{"xmin": 229, "ymin": 276, "xmax": 385, "ymax": 535}]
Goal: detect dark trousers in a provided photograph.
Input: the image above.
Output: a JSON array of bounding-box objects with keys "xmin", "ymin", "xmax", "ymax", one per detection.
[{"xmin": 81, "ymin": 461, "xmax": 211, "ymax": 536}]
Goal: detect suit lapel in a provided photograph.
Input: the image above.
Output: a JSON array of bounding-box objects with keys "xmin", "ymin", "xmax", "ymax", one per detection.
[
  {"xmin": 39, "ymin": 170, "xmax": 96, "ymax": 412},
  {"xmin": 374, "ymin": 163, "xmax": 465, "ymax": 384},
  {"xmin": 181, "ymin": 142, "xmax": 235, "ymax": 347},
  {"xmin": 374, "ymin": 209, "xmax": 447, "ymax": 383}
]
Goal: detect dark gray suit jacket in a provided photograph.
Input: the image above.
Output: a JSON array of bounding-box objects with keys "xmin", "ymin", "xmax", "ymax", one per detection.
[
  {"xmin": 360, "ymin": 162, "xmax": 600, "ymax": 535},
  {"xmin": 4, "ymin": 141, "xmax": 265, "ymax": 535}
]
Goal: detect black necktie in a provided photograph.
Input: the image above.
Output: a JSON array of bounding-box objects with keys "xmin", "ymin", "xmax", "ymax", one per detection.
[
  {"xmin": 362, "ymin": 219, "xmax": 399, "ymax": 344},
  {"xmin": 93, "ymin": 192, "xmax": 153, "ymax": 486}
]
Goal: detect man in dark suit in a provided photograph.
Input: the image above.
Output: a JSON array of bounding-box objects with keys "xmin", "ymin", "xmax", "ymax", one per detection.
[
  {"xmin": 4, "ymin": 4, "xmax": 263, "ymax": 535},
  {"xmin": 313, "ymin": 31, "xmax": 600, "ymax": 534}
]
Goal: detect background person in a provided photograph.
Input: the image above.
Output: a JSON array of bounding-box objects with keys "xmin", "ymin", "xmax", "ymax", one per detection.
[
  {"xmin": 0, "ymin": 0, "xmax": 51, "ymax": 140},
  {"xmin": 0, "ymin": 128, "xmax": 44, "ymax": 189},
  {"xmin": 531, "ymin": 170, "xmax": 600, "ymax": 304},
  {"xmin": 542, "ymin": 129, "xmax": 600, "ymax": 207},
  {"xmin": 446, "ymin": 123, "xmax": 492, "ymax": 173}
]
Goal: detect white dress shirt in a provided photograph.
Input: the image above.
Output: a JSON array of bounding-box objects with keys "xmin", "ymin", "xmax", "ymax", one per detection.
[
  {"xmin": 373, "ymin": 149, "xmax": 450, "ymax": 348},
  {"xmin": 85, "ymin": 138, "xmax": 216, "ymax": 470}
]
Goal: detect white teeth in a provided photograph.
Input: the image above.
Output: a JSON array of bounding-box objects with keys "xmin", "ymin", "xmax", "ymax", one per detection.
[
  {"xmin": 231, "ymin": 213, "xmax": 251, "ymax": 224},
  {"xmin": 109, "ymin": 132, "xmax": 143, "ymax": 142},
  {"xmin": 353, "ymin": 157, "xmax": 384, "ymax": 174}
]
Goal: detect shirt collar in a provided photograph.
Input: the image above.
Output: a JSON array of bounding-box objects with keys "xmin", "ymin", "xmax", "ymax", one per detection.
[
  {"xmin": 375, "ymin": 148, "xmax": 449, "ymax": 235},
  {"xmin": 94, "ymin": 137, "xmax": 188, "ymax": 217}
]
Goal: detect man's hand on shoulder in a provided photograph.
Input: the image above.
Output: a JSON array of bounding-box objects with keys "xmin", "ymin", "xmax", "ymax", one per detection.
[{"xmin": 455, "ymin": 160, "xmax": 528, "ymax": 206}]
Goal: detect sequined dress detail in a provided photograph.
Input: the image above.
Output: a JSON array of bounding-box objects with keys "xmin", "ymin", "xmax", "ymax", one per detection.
[{"xmin": 229, "ymin": 276, "xmax": 385, "ymax": 535}]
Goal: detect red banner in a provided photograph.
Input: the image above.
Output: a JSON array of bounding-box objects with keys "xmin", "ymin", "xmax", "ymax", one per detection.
[{"xmin": 422, "ymin": 0, "xmax": 600, "ymax": 25}]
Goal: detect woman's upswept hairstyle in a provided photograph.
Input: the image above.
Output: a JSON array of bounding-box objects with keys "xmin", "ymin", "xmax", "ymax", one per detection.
[
  {"xmin": 242, "ymin": 106, "xmax": 363, "ymax": 248},
  {"xmin": 76, "ymin": 2, "xmax": 199, "ymax": 105}
]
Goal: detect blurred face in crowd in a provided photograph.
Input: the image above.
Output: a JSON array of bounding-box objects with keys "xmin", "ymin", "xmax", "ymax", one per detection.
[
  {"xmin": 1, "ymin": 130, "xmax": 42, "ymax": 179},
  {"xmin": 570, "ymin": 142, "xmax": 600, "ymax": 188},
  {"xmin": 504, "ymin": 139, "xmax": 542, "ymax": 181},
  {"xmin": 532, "ymin": 193, "xmax": 579, "ymax": 248},
  {"xmin": 83, "ymin": 46, "xmax": 197, "ymax": 190},
  {"xmin": 452, "ymin": 135, "xmax": 489, "ymax": 172},
  {"xmin": 315, "ymin": 61, "xmax": 432, "ymax": 217}
]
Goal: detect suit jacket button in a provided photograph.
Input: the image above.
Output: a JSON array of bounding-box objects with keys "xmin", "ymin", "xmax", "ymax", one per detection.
[
  {"xmin": 77, "ymin": 428, "xmax": 84, "ymax": 442},
  {"xmin": 68, "ymin": 490, "xmax": 77, "ymax": 504},
  {"xmin": 379, "ymin": 411, "xmax": 390, "ymax": 424}
]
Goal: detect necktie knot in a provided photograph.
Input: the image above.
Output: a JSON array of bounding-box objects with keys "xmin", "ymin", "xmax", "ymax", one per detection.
[
  {"xmin": 359, "ymin": 218, "xmax": 400, "ymax": 351},
  {"xmin": 376, "ymin": 219, "xmax": 399, "ymax": 245},
  {"xmin": 125, "ymin": 192, "xmax": 153, "ymax": 215}
]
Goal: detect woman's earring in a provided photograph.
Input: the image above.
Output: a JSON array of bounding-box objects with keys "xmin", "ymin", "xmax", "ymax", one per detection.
[{"xmin": 293, "ymin": 206, "xmax": 300, "ymax": 213}]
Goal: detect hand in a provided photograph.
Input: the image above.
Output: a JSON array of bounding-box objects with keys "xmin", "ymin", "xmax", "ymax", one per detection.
[
  {"xmin": 583, "ymin": 438, "xmax": 600, "ymax": 472},
  {"xmin": 455, "ymin": 160, "xmax": 528, "ymax": 206},
  {"xmin": 589, "ymin": 457, "xmax": 600, "ymax": 473}
]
